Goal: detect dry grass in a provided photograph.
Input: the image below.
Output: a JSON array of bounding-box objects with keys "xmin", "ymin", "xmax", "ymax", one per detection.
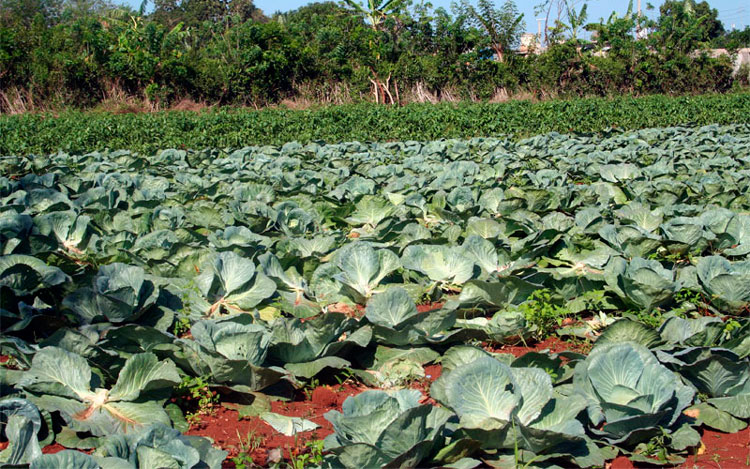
[
  {"xmin": 0, "ymin": 87, "xmax": 34, "ymax": 115},
  {"xmin": 288, "ymin": 82, "xmax": 354, "ymax": 108},
  {"xmin": 1, "ymin": 80, "xmax": 586, "ymax": 116},
  {"xmin": 278, "ymin": 96, "xmax": 316, "ymax": 110},
  {"xmin": 489, "ymin": 88, "xmax": 510, "ymax": 103},
  {"xmin": 90, "ymin": 80, "xmax": 148, "ymax": 114},
  {"xmin": 170, "ymin": 98, "xmax": 212, "ymax": 112},
  {"xmin": 410, "ymin": 82, "xmax": 439, "ymax": 104}
]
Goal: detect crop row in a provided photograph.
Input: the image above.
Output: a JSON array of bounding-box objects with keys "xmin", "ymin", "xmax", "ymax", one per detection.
[{"xmin": 2, "ymin": 93, "xmax": 750, "ymax": 155}]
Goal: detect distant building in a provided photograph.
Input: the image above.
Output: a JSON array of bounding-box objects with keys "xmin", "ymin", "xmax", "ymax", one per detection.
[
  {"xmin": 708, "ymin": 48, "xmax": 750, "ymax": 75},
  {"xmin": 519, "ymin": 33, "xmax": 540, "ymax": 55}
]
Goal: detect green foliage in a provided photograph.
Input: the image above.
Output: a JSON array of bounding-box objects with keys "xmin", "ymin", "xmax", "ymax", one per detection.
[
  {"xmin": 230, "ymin": 429, "xmax": 264, "ymax": 469},
  {"xmin": 657, "ymin": 0, "xmax": 725, "ymax": 52},
  {"xmin": 636, "ymin": 427, "xmax": 674, "ymax": 463},
  {"xmin": 673, "ymin": 288, "xmax": 704, "ymax": 307},
  {"xmin": 519, "ymin": 289, "xmax": 570, "ymax": 340},
  {"xmin": 289, "ymin": 439, "xmax": 324, "ymax": 469},
  {"xmin": 230, "ymin": 453, "xmax": 256, "ymax": 469},
  {"xmin": 457, "ymin": 0, "xmax": 525, "ymax": 62},
  {"xmin": 175, "ymin": 375, "xmax": 219, "ymax": 426},
  {"xmin": 301, "ymin": 378, "xmax": 320, "ymax": 401},
  {"xmin": 629, "ymin": 308, "xmax": 675, "ymax": 329},
  {"xmin": 3, "ymin": 93, "xmax": 750, "ymax": 154},
  {"xmin": 713, "ymin": 26, "xmax": 750, "ymax": 49},
  {"xmin": 0, "ymin": 0, "xmax": 746, "ymax": 113}
]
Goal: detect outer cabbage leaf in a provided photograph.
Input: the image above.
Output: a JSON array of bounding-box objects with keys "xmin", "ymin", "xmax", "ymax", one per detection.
[
  {"xmin": 19, "ymin": 348, "xmax": 180, "ymax": 436},
  {"xmin": 365, "ymin": 288, "xmax": 455, "ymax": 346},
  {"xmin": 194, "ymin": 251, "xmax": 277, "ymax": 314},
  {"xmin": 573, "ymin": 342, "xmax": 694, "ymax": 447},
  {"xmin": 173, "ymin": 316, "xmax": 284, "ymax": 392},
  {"xmin": 696, "ymin": 256, "xmax": 750, "ymax": 313},
  {"xmin": 604, "ymin": 257, "xmax": 678, "ymax": 311},
  {"xmin": 324, "ymin": 389, "xmax": 451, "ymax": 468},
  {"xmin": 269, "ymin": 313, "xmax": 371, "ymax": 378},
  {"xmin": 92, "ymin": 423, "xmax": 226, "ymax": 469},
  {"xmin": 0, "ymin": 255, "xmax": 69, "ymax": 296},
  {"xmin": 63, "ymin": 263, "xmax": 158, "ymax": 324},
  {"xmin": 402, "ymin": 245, "xmax": 477, "ymax": 285},
  {"xmin": 333, "ymin": 243, "xmax": 400, "ymax": 301}
]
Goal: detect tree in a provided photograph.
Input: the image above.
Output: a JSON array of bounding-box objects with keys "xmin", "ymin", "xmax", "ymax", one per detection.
[
  {"xmin": 655, "ymin": 0, "xmax": 725, "ymax": 53},
  {"xmin": 584, "ymin": 1, "xmax": 649, "ymax": 67},
  {"xmin": 458, "ymin": 0, "xmax": 525, "ymax": 62},
  {"xmin": 340, "ymin": 0, "xmax": 409, "ymax": 103},
  {"xmin": 533, "ymin": 0, "xmax": 564, "ymax": 47},
  {"xmin": 713, "ymin": 25, "xmax": 750, "ymax": 49},
  {"xmin": 0, "ymin": 0, "xmax": 62, "ymax": 27},
  {"xmin": 660, "ymin": 0, "xmax": 724, "ymax": 40},
  {"xmin": 564, "ymin": 1, "xmax": 586, "ymax": 42},
  {"xmin": 341, "ymin": 0, "xmax": 408, "ymax": 31},
  {"xmin": 152, "ymin": 0, "xmax": 263, "ymax": 28},
  {"xmin": 547, "ymin": 0, "xmax": 587, "ymax": 44}
]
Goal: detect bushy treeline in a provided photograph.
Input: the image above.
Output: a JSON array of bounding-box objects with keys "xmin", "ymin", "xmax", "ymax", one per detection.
[{"xmin": 0, "ymin": 0, "xmax": 748, "ymax": 112}]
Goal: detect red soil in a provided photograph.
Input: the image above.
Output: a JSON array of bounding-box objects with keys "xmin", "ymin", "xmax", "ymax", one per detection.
[
  {"xmin": 610, "ymin": 456, "xmax": 636, "ymax": 469},
  {"xmin": 325, "ymin": 301, "xmax": 444, "ymax": 318},
  {"xmin": 41, "ymin": 443, "xmax": 68, "ymax": 454},
  {"xmin": 186, "ymin": 383, "xmax": 368, "ymax": 467},
  {"xmin": 406, "ymin": 364, "xmax": 443, "ymax": 406},
  {"xmin": 681, "ymin": 426, "xmax": 750, "ymax": 468},
  {"xmin": 416, "ymin": 302, "xmax": 444, "ymax": 313},
  {"xmin": 423, "ymin": 364, "xmax": 442, "ymax": 381},
  {"xmin": 0, "ymin": 355, "xmax": 18, "ymax": 369},
  {"xmin": 609, "ymin": 426, "xmax": 750, "ymax": 468},
  {"xmin": 489, "ymin": 335, "xmax": 591, "ymax": 357}
]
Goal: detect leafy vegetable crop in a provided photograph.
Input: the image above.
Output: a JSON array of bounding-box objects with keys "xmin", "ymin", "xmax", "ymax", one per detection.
[
  {"xmin": 2, "ymin": 123, "xmax": 750, "ymax": 468},
  {"xmin": 2, "ymin": 93, "xmax": 750, "ymax": 154}
]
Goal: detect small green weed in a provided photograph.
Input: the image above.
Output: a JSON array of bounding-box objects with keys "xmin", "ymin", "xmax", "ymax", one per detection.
[
  {"xmin": 673, "ymin": 289, "xmax": 703, "ymax": 305},
  {"xmin": 723, "ymin": 318, "xmax": 742, "ymax": 341},
  {"xmin": 0, "ymin": 355, "xmax": 19, "ymax": 369},
  {"xmin": 564, "ymin": 335, "xmax": 593, "ymax": 354},
  {"xmin": 648, "ymin": 248, "xmax": 691, "ymax": 264},
  {"xmin": 301, "ymin": 378, "xmax": 321, "ymax": 401},
  {"xmin": 289, "ymin": 439, "xmax": 325, "ymax": 469},
  {"xmin": 519, "ymin": 289, "xmax": 571, "ymax": 341},
  {"xmin": 630, "ymin": 307, "xmax": 688, "ymax": 329},
  {"xmin": 175, "ymin": 375, "xmax": 218, "ymax": 426},
  {"xmin": 632, "ymin": 309, "xmax": 665, "ymax": 329},
  {"xmin": 230, "ymin": 429, "xmax": 264, "ymax": 469},
  {"xmin": 334, "ymin": 368, "xmax": 360, "ymax": 391},
  {"xmin": 173, "ymin": 311, "xmax": 191, "ymax": 337},
  {"xmin": 673, "ymin": 288, "xmax": 713, "ymax": 315},
  {"xmin": 173, "ymin": 280, "xmax": 201, "ymax": 337},
  {"xmin": 638, "ymin": 427, "xmax": 672, "ymax": 462},
  {"xmin": 542, "ymin": 366, "xmax": 559, "ymax": 381},
  {"xmin": 231, "ymin": 453, "xmax": 256, "ymax": 469}
]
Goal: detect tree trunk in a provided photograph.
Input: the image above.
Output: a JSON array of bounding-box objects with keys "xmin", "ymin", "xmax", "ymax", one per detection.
[
  {"xmin": 369, "ymin": 68, "xmax": 395, "ymax": 104},
  {"xmin": 493, "ymin": 44, "xmax": 505, "ymax": 63}
]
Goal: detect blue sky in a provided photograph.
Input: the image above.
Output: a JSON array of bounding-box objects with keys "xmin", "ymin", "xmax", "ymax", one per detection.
[{"xmin": 125, "ymin": 0, "xmax": 748, "ymax": 30}]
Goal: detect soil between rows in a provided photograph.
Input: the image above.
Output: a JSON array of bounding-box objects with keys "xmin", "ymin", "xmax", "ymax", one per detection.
[{"xmin": 186, "ymin": 384, "xmax": 369, "ymax": 467}]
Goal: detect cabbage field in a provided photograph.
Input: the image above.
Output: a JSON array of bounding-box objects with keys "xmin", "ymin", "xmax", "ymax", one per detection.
[{"xmin": 1, "ymin": 124, "xmax": 750, "ymax": 468}]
